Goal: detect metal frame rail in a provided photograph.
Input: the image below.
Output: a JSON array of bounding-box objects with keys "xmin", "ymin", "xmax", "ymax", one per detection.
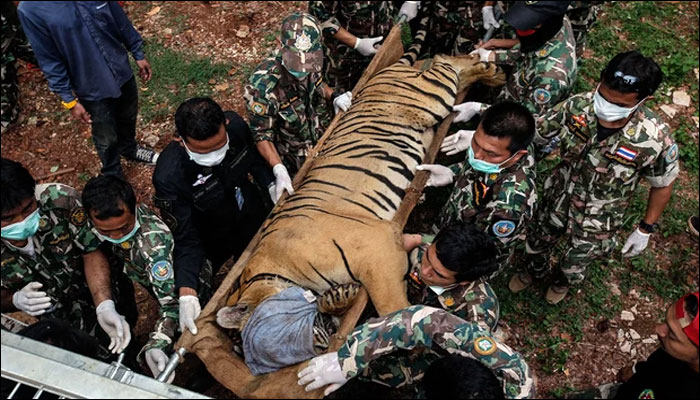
[{"xmin": 1, "ymin": 330, "xmax": 209, "ymax": 399}]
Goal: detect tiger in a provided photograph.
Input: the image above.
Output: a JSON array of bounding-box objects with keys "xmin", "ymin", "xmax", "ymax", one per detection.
[{"xmin": 216, "ymin": 54, "xmax": 506, "ymax": 336}]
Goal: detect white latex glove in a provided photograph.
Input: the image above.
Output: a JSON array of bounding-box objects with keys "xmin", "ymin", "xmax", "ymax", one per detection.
[
  {"xmin": 482, "ymin": 6, "xmax": 501, "ymax": 30},
  {"xmin": 12, "ymin": 282, "xmax": 52, "ymax": 316},
  {"xmin": 452, "ymin": 102, "xmax": 484, "ymax": 123},
  {"xmin": 297, "ymin": 352, "xmax": 348, "ymax": 396},
  {"xmin": 354, "ymin": 36, "xmax": 383, "ymax": 56},
  {"xmin": 416, "ymin": 164, "xmax": 455, "ymax": 187},
  {"xmin": 272, "ymin": 163, "xmax": 294, "ymax": 202},
  {"xmin": 621, "ymin": 227, "xmax": 651, "ymax": 257},
  {"xmin": 179, "ymin": 295, "xmax": 201, "ymax": 335},
  {"xmin": 399, "ymin": 1, "xmax": 420, "ymax": 22},
  {"xmin": 441, "ymin": 129, "xmax": 475, "ymax": 156},
  {"xmin": 268, "ymin": 183, "xmax": 277, "ymax": 203},
  {"xmin": 145, "ymin": 348, "xmax": 175, "ymax": 383},
  {"xmin": 333, "ymin": 91, "xmax": 353, "ymax": 114},
  {"xmin": 96, "ymin": 300, "xmax": 131, "ymax": 354},
  {"xmin": 470, "ymin": 47, "xmax": 493, "ymax": 62}
]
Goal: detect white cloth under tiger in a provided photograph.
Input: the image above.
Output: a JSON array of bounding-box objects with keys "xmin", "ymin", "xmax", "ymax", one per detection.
[{"xmin": 242, "ymin": 286, "xmax": 318, "ymax": 375}]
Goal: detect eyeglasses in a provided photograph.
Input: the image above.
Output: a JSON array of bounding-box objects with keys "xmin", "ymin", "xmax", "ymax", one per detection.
[{"xmin": 614, "ymin": 71, "xmax": 638, "ymax": 85}]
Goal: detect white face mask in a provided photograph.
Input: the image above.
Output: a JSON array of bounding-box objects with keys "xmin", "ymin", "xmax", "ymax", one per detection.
[
  {"xmin": 429, "ymin": 285, "xmax": 449, "ymax": 296},
  {"xmin": 593, "ymin": 86, "xmax": 646, "ymax": 122},
  {"xmin": 183, "ymin": 135, "xmax": 229, "ymax": 167}
]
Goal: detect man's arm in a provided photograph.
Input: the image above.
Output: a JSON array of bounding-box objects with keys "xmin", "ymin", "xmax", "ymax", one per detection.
[
  {"xmin": 17, "ymin": 7, "xmax": 74, "ymax": 103},
  {"xmin": 83, "ymin": 250, "xmax": 112, "ymax": 305},
  {"xmin": 1, "ymin": 289, "xmax": 17, "ymax": 312},
  {"xmin": 109, "ymin": 2, "xmax": 144, "ymax": 60},
  {"xmin": 641, "ymin": 184, "xmax": 673, "ymax": 230},
  {"xmin": 256, "ymin": 140, "xmax": 283, "ymax": 169}
]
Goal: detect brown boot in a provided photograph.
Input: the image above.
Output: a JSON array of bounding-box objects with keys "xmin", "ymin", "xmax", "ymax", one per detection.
[
  {"xmin": 545, "ymin": 285, "xmax": 569, "ymax": 305},
  {"xmin": 508, "ymin": 272, "xmax": 533, "ymax": 293}
]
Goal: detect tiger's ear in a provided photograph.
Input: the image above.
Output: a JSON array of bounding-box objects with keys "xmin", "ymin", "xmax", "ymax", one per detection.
[{"xmin": 216, "ymin": 303, "xmax": 250, "ymax": 330}]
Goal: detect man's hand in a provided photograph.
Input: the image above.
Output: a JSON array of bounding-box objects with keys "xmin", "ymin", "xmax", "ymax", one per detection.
[
  {"xmin": 398, "ymin": 1, "xmax": 420, "ymax": 22},
  {"xmin": 452, "ymin": 102, "xmax": 483, "ymax": 123},
  {"xmin": 333, "ymin": 91, "xmax": 353, "ymax": 114},
  {"xmin": 470, "ymin": 47, "xmax": 494, "ymax": 62},
  {"xmin": 621, "ymin": 228, "xmax": 651, "ymax": 257},
  {"xmin": 145, "ymin": 348, "xmax": 175, "ymax": 383},
  {"xmin": 70, "ymin": 103, "xmax": 91, "ymax": 124},
  {"xmin": 297, "ymin": 352, "xmax": 348, "ymax": 396},
  {"xmin": 12, "ymin": 282, "xmax": 52, "ymax": 316},
  {"xmin": 416, "ymin": 164, "xmax": 455, "ymax": 187},
  {"xmin": 441, "ymin": 129, "xmax": 474, "ymax": 156},
  {"xmin": 136, "ymin": 58, "xmax": 152, "ymax": 82},
  {"xmin": 482, "ymin": 6, "xmax": 501, "ymax": 30},
  {"xmin": 354, "ymin": 36, "xmax": 383, "ymax": 56},
  {"xmin": 179, "ymin": 295, "xmax": 201, "ymax": 335},
  {"xmin": 617, "ymin": 365, "xmax": 635, "ymax": 382},
  {"xmin": 96, "ymin": 300, "xmax": 131, "ymax": 354},
  {"xmin": 272, "ymin": 163, "xmax": 294, "ymax": 202}
]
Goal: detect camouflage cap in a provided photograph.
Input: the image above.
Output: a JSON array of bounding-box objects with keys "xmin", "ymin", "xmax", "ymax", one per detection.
[{"xmin": 280, "ymin": 13, "xmax": 323, "ymax": 74}]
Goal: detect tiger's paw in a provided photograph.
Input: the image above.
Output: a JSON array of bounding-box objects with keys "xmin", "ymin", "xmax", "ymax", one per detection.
[{"xmin": 317, "ymin": 283, "xmax": 362, "ymax": 315}]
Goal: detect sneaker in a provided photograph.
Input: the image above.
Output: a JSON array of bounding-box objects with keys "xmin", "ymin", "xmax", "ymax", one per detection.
[
  {"xmin": 689, "ymin": 216, "xmax": 699, "ymax": 238},
  {"xmin": 132, "ymin": 145, "xmax": 159, "ymax": 165},
  {"xmin": 508, "ymin": 272, "xmax": 533, "ymax": 293},
  {"xmin": 545, "ymin": 285, "xmax": 569, "ymax": 305}
]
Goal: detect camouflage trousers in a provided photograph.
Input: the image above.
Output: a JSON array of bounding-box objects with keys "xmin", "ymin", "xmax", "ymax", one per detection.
[
  {"xmin": 523, "ymin": 208, "xmax": 618, "ymax": 286},
  {"xmin": 1, "ymin": 61, "xmax": 20, "ymax": 131},
  {"xmin": 323, "ymin": 43, "xmax": 371, "ymax": 93},
  {"xmin": 568, "ymin": 2, "xmax": 603, "ymax": 59},
  {"xmin": 358, "ymin": 348, "xmax": 441, "ymax": 388}
]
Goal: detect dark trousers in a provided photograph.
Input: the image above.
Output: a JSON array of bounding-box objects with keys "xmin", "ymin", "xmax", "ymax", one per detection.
[{"xmin": 81, "ymin": 76, "xmax": 139, "ymax": 176}]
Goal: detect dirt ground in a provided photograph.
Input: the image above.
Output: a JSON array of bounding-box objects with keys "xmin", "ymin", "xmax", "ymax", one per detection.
[{"xmin": 2, "ymin": 1, "xmax": 698, "ymax": 399}]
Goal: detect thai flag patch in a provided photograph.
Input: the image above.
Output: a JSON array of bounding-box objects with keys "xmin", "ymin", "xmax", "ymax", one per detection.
[{"xmin": 615, "ymin": 146, "xmax": 637, "ymax": 161}]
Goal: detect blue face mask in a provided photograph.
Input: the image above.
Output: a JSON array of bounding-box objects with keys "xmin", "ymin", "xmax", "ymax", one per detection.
[
  {"xmin": 1, "ymin": 209, "xmax": 41, "ymax": 241},
  {"xmin": 285, "ymin": 66, "xmax": 309, "ymax": 80},
  {"xmin": 467, "ymin": 146, "xmax": 518, "ymax": 174},
  {"xmin": 96, "ymin": 218, "xmax": 140, "ymax": 244}
]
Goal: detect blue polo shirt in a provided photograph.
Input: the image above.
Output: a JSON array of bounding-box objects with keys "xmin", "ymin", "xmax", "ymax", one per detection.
[{"xmin": 18, "ymin": 1, "xmax": 144, "ymax": 102}]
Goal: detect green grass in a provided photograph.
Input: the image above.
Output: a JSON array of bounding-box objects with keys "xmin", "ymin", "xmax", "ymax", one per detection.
[{"xmin": 130, "ymin": 41, "xmax": 232, "ymax": 123}]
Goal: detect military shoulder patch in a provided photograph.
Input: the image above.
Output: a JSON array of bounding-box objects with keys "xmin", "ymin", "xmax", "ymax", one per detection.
[
  {"xmin": 38, "ymin": 217, "xmax": 50, "ymax": 232},
  {"xmin": 638, "ymin": 388, "xmax": 654, "ymax": 399},
  {"xmin": 151, "ymin": 260, "xmax": 173, "ymax": 282},
  {"xmin": 492, "ymin": 220, "xmax": 516, "ymax": 238},
  {"xmin": 665, "ymin": 143, "xmax": 679, "ymax": 164},
  {"xmin": 251, "ymin": 101, "xmax": 268, "ymax": 116},
  {"xmin": 533, "ymin": 88, "xmax": 551, "ymax": 104},
  {"xmin": 69, "ymin": 207, "xmax": 87, "ymax": 227},
  {"xmin": 473, "ymin": 336, "xmax": 497, "ymax": 356}
]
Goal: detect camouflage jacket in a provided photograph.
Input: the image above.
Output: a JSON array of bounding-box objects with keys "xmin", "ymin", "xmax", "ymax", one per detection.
[
  {"xmin": 309, "ymin": 1, "xmax": 394, "ymax": 40},
  {"xmin": 244, "ymin": 54, "xmax": 331, "ymax": 160},
  {"xmin": 1, "ymin": 183, "xmax": 101, "ymax": 329},
  {"xmin": 437, "ymin": 150, "xmax": 537, "ymax": 275},
  {"xmin": 338, "ymin": 305, "xmax": 535, "ymax": 399},
  {"xmin": 534, "ymin": 92, "xmax": 680, "ymax": 235},
  {"xmin": 494, "ymin": 17, "xmax": 577, "ymax": 116},
  {"xmin": 406, "ymin": 235, "xmax": 499, "ymax": 332},
  {"xmin": 95, "ymin": 204, "xmax": 178, "ymax": 355}
]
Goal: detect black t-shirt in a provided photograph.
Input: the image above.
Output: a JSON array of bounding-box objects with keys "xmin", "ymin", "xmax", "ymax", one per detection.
[{"xmin": 614, "ymin": 348, "xmax": 699, "ymax": 399}]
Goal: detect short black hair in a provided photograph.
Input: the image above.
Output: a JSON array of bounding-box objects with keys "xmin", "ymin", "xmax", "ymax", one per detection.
[
  {"xmin": 480, "ymin": 101, "xmax": 535, "ymax": 154},
  {"xmin": 434, "ymin": 223, "xmax": 498, "ymax": 282},
  {"xmin": 423, "ymin": 355, "xmax": 505, "ymax": 399},
  {"xmin": 82, "ymin": 175, "xmax": 136, "ymax": 220},
  {"xmin": 601, "ymin": 51, "xmax": 663, "ymax": 100},
  {"xmin": 175, "ymin": 97, "xmax": 226, "ymax": 141},
  {"xmin": 1, "ymin": 158, "xmax": 36, "ymax": 214}
]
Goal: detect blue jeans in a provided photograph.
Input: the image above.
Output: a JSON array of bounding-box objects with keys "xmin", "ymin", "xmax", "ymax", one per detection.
[{"xmin": 81, "ymin": 76, "xmax": 138, "ymax": 176}]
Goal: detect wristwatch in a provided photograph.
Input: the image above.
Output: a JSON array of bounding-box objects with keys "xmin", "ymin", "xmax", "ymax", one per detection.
[{"xmin": 638, "ymin": 219, "xmax": 658, "ymax": 233}]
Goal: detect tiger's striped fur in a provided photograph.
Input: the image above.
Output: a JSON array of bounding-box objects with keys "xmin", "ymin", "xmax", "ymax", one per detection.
[{"xmin": 217, "ymin": 54, "xmax": 505, "ymax": 332}]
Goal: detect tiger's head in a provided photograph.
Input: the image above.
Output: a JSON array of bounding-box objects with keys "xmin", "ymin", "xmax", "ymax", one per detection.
[{"xmin": 434, "ymin": 54, "xmax": 507, "ymax": 93}]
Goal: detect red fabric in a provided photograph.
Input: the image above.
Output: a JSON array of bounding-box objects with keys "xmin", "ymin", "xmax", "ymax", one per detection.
[
  {"xmin": 515, "ymin": 28, "xmax": 536, "ymax": 37},
  {"xmin": 675, "ymin": 292, "xmax": 699, "ymax": 346}
]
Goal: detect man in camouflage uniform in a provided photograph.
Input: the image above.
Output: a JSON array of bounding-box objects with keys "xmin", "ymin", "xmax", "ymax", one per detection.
[
  {"xmin": 1, "ymin": 2, "xmax": 36, "ymax": 134},
  {"xmin": 245, "ymin": 13, "xmax": 352, "ymax": 200},
  {"xmin": 298, "ymin": 305, "xmax": 535, "ymax": 398},
  {"xmin": 471, "ymin": 1, "xmax": 577, "ymax": 116},
  {"xmin": 0, "ymin": 159, "xmax": 132, "ymax": 356},
  {"xmin": 402, "ymin": 223, "xmax": 499, "ymax": 333},
  {"xmin": 511, "ymin": 51, "xmax": 679, "ymax": 304},
  {"xmin": 82, "ymin": 175, "xmax": 193, "ymax": 381},
  {"xmin": 309, "ymin": 1, "xmax": 395, "ymax": 92},
  {"xmin": 419, "ymin": 102, "xmax": 537, "ymax": 276}
]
